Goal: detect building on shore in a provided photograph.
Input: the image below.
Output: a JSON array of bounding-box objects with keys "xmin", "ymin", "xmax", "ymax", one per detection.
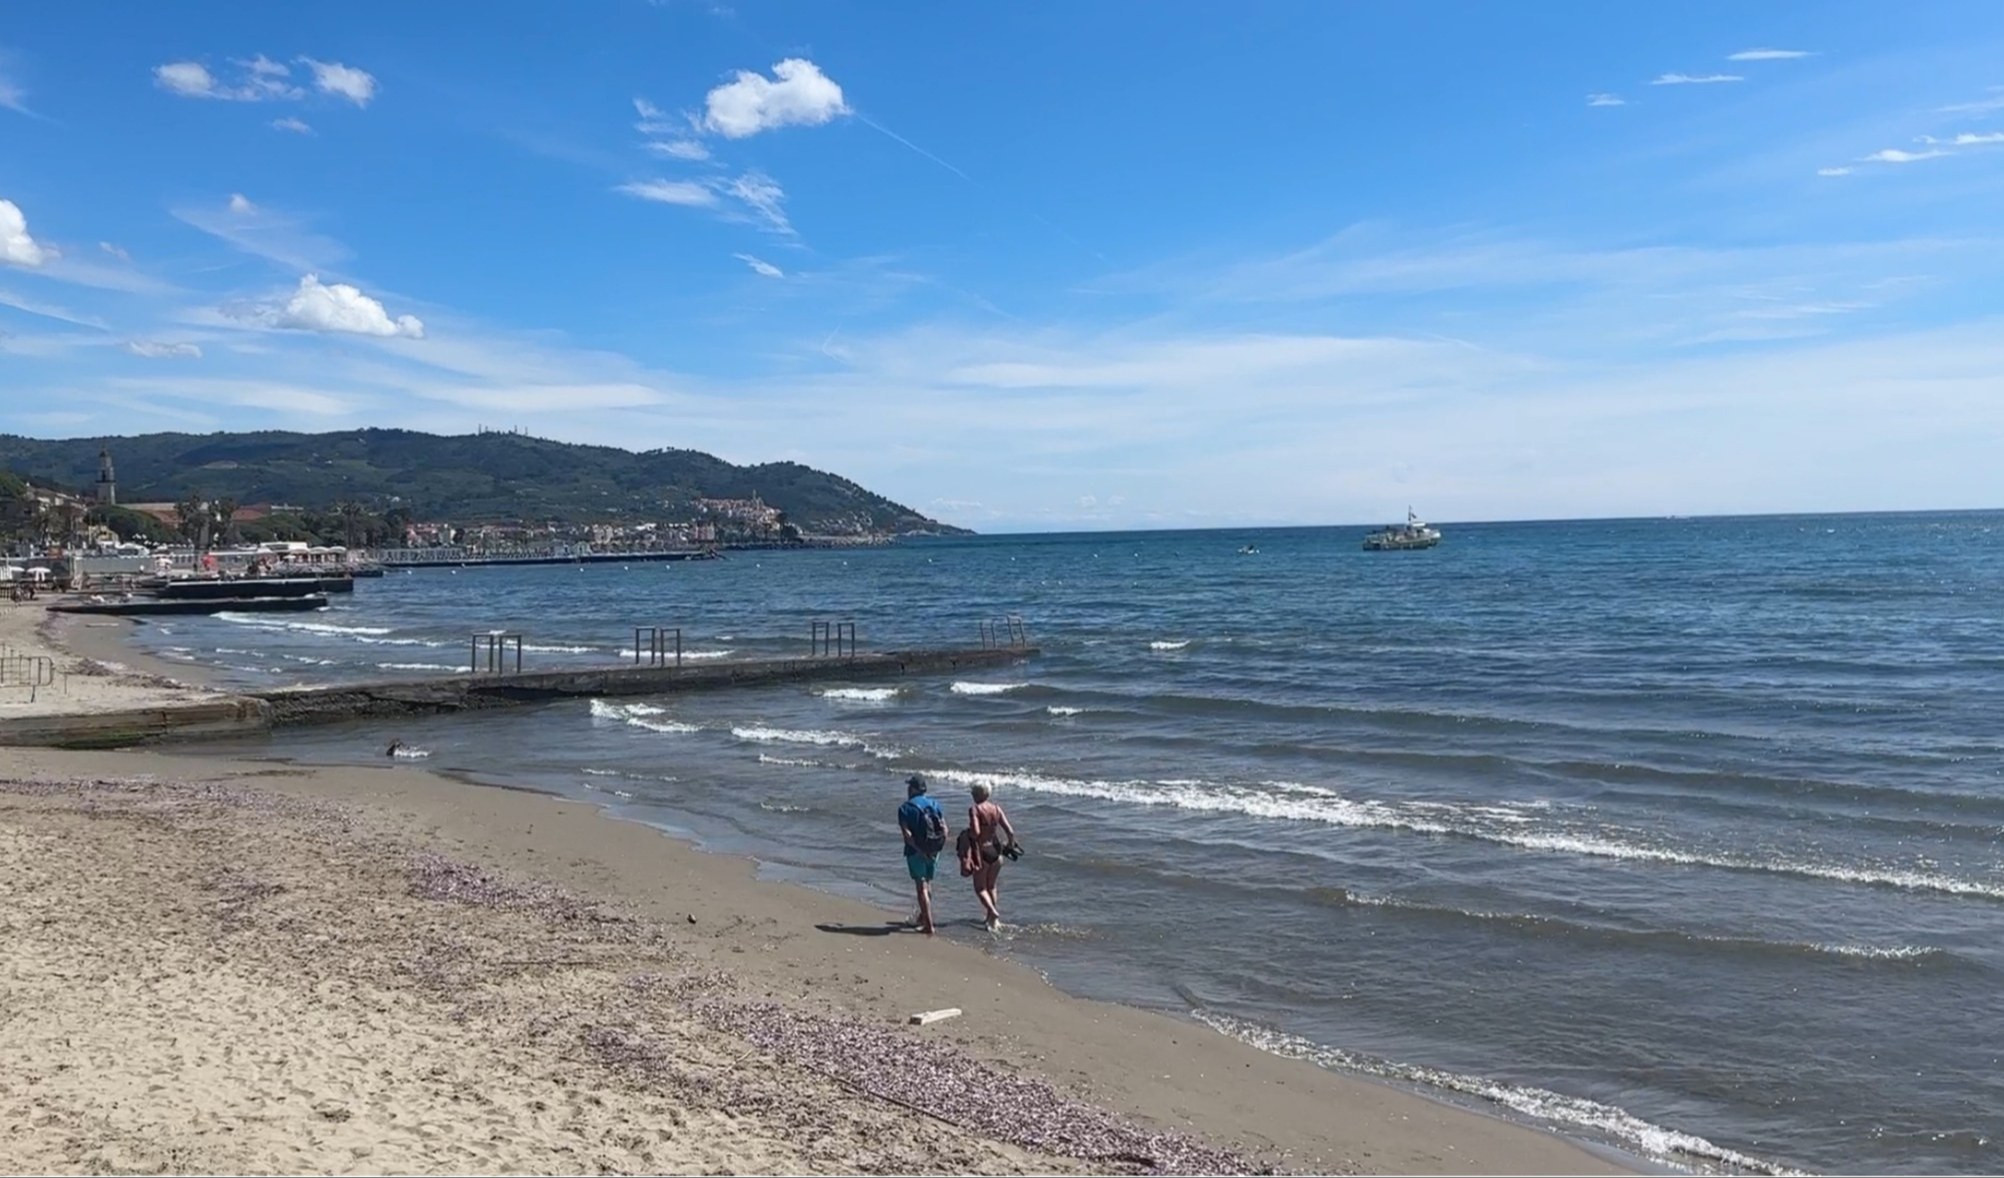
[{"xmin": 96, "ymin": 447, "xmax": 117, "ymax": 506}]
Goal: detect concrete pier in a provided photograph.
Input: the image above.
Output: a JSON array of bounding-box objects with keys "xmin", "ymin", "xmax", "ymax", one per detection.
[{"xmin": 0, "ymin": 645, "xmax": 1036, "ymax": 748}]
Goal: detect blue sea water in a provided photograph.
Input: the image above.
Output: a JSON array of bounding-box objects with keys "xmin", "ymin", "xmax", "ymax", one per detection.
[{"xmin": 140, "ymin": 512, "xmax": 2004, "ymax": 1174}]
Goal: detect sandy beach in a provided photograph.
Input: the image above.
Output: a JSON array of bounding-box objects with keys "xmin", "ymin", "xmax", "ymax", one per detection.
[{"xmin": 0, "ymin": 602, "xmax": 1629, "ymax": 1175}]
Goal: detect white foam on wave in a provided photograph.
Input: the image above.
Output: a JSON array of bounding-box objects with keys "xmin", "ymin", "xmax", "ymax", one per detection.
[
  {"xmin": 1192, "ymin": 1011, "xmax": 1801, "ymax": 1176},
  {"xmin": 918, "ymin": 767, "xmax": 2004, "ymax": 901},
  {"xmin": 390, "ymin": 746, "xmax": 431, "ymax": 760},
  {"xmin": 732, "ymin": 725, "xmax": 865, "ymax": 748},
  {"xmin": 756, "ymin": 753, "xmax": 827, "ymax": 768},
  {"xmin": 214, "ymin": 612, "xmax": 450, "ymax": 648},
  {"xmin": 1149, "ymin": 639, "xmax": 1192, "ymax": 651},
  {"xmin": 950, "ymin": 681, "xmax": 1026, "ymax": 696},
  {"xmin": 216, "ymin": 613, "xmax": 391, "ymax": 637},
  {"xmin": 1046, "ymin": 706, "xmax": 1086, "ymax": 717},
  {"xmin": 1813, "ymin": 943, "xmax": 1940, "ymax": 961},
  {"xmin": 818, "ymin": 687, "xmax": 901, "ymax": 703},
  {"xmin": 615, "ymin": 648, "xmax": 735, "ymax": 661},
  {"xmin": 589, "ymin": 698, "xmax": 699, "ymax": 734},
  {"xmin": 522, "ymin": 642, "xmax": 597, "ymax": 654},
  {"xmin": 376, "ymin": 661, "xmax": 459, "ymax": 672}
]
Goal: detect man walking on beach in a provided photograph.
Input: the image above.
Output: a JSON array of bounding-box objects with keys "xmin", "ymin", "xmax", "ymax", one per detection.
[{"xmin": 897, "ymin": 775, "xmax": 948, "ymax": 936}]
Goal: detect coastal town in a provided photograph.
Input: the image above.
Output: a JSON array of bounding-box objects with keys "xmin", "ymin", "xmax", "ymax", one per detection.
[{"xmin": 2, "ymin": 443, "xmax": 893, "ymax": 593}]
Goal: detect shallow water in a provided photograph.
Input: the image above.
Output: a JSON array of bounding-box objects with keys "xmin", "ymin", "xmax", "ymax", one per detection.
[{"xmin": 146, "ymin": 512, "xmax": 2004, "ymax": 1174}]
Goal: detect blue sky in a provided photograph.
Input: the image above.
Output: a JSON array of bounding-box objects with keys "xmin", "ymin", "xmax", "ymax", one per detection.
[{"xmin": 3, "ymin": 1, "xmax": 2003, "ymax": 531}]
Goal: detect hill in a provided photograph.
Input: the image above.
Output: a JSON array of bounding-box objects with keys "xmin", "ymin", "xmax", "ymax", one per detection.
[{"xmin": 0, "ymin": 430, "xmax": 969, "ymax": 536}]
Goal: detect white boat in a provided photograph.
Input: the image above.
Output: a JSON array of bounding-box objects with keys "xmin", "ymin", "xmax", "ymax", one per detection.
[{"xmin": 1363, "ymin": 508, "xmax": 1442, "ymax": 551}]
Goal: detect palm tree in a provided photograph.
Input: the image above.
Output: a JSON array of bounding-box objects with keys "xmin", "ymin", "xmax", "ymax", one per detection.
[
  {"xmin": 175, "ymin": 490, "xmax": 209, "ymax": 547},
  {"xmin": 336, "ymin": 501, "xmax": 368, "ymax": 548},
  {"xmin": 214, "ymin": 497, "xmax": 240, "ymax": 547}
]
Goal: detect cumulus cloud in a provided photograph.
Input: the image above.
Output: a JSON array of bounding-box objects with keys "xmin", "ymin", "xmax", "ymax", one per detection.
[
  {"xmin": 1727, "ymin": 48, "xmax": 1813, "ymax": 61},
  {"xmin": 734, "ymin": 253, "xmax": 783, "ymax": 278},
  {"xmin": 240, "ymin": 274, "xmax": 424, "ymax": 338},
  {"xmin": 1586, "ymin": 93, "xmax": 1626, "ymax": 107},
  {"xmin": 1863, "ymin": 148, "xmax": 1947, "ymax": 163},
  {"xmin": 616, "ymin": 179, "xmax": 718, "ymax": 207},
  {"xmin": 302, "ymin": 58, "xmax": 376, "ymax": 106},
  {"xmin": 702, "ymin": 58, "xmax": 849, "ymax": 138},
  {"xmin": 1, "ymin": 199, "xmax": 48, "ymax": 267},
  {"xmin": 125, "ymin": 340, "xmax": 204, "ymax": 359},
  {"xmin": 229, "ymin": 192, "xmax": 256, "ymax": 214},
  {"xmin": 725, "ymin": 171, "xmax": 790, "ymax": 233},
  {"xmin": 155, "ymin": 60, "xmax": 221, "ymax": 98},
  {"xmin": 647, "ymin": 139, "xmax": 712, "ymax": 160},
  {"xmin": 271, "ymin": 116, "xmax": 314, "ymax": 134},
  {"xmin": 1651, "ymin": 73, "xmax": 1743, "ymax": 85}
]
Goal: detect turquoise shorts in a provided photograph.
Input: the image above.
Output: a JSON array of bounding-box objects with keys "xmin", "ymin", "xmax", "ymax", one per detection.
[{"xmin": 905, "ymin": 851, "xmax": 937, "ymax": 882}]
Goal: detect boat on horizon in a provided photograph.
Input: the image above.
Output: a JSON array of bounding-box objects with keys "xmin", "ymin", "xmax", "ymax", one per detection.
[{"xmin": 1363, "ymin": 508, "xmax": 1442, "ymax": 551}]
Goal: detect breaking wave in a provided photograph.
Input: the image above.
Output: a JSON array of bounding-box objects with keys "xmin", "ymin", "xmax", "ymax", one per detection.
[
  {"xmin": 1149, "ymin": 639, "xmax": 1192, "ymax": 651},
  {"xmin": 732, "ymin": 725, "xmax": 866, "ymax": 748},
  {"xmin": 950, "ymin": 681, "xmax": 1027, "ymax": 696},
  {"xmin": 913, "ymin": 767, "xmax": 2004, "ymax": 901},
  {"xmin": 1193, "ymin": 1011, "xmax": 1801, "ymax": 1175},
  {"xmin": 589, "ymin": 698, "xmax": 700, "ymax": 734},
  {"xmin": 817, "ymin": 686, "xmax": 902, "ymax": 702}
]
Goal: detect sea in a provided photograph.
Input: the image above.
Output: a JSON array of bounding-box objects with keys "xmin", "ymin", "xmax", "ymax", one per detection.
[{"xmin": 133, "ymin": 512, "xmax": 2004, "ymax": 1175}]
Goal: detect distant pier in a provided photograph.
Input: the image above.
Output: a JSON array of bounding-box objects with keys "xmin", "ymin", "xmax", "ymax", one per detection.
[{"xmin": 376, "ymin": 547, "xmax": 721, "ymax": 569}]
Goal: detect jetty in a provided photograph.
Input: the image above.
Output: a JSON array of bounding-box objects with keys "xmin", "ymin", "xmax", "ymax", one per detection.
[{"xmin": 0, "ymin": 628, "xmax": 1036, "ymax": 748}]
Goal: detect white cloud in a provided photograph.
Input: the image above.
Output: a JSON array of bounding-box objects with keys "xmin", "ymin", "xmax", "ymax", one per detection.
[
  {"xmin": 155, "ymin": 60, "xmax": 220, "ymax": 98},
  {"xmin": 734, "ymin": 253, "xmax": 784, "ymax": 278},
  {"xmin": 1862, "ymin": 148, "xmax": 1948, "ymax": 163},
  {"xmin": 725, "ymin": 171, "xmax": 791, "ymax": 234},
  {"xmin": 647, "ymin": 139, "xmax": 712, "ymax": 161},
  {"xmin": 701, "ymin": 58, "xmax": 849, "ymax": 138},
  {"xmin": 99, "ymin": 241, "xmax": 131, "ymax": 262},
  {"xmin": 125, "ymin": 340, "xmax": 204, "ymax": 359},
  {"xmin": 0, "ymin": 72, "xmax": 27, "ymax": 115},
  {"xmin": 301, "ymin": 58, "xmax": 376, "ymax": 106},
  {"xmin": 1727, "ymin": 48, "xmax": 1813, "ymax": 61},
  {"xmin": 175, "ymin": 195, "xmax": 351, "ymax": 271},
  {"xmin": 271, "ymin": 116, "xmax": 314, "ymax": 134},
  {"xmin": 1816, "ymin": 166, "xmax": 1853, "ymax": 177},
  {"xmin": 1938, "ymin": 89, "xmax": 2004, "ymax": 115},
  {"xmin": 1, "ymin": 199, "xmax": 48, "ymax": 267},
  {"xmin": 1651, "ymin": 73, "xmax": 1744, "ymax": 85},
  {"xmin": 616, "ymin": 179, "xmax": 718, "ymax": 207},
  {"xmin": 1954, "ymin": 131, "xmax": 2004, "ymax": 146},
  {"xmin": 238, "ymin": 274, "xmax": 425, "ymax": 338},
  {"xmin": 154, "ymin": 57, "xmax": 303, "ymax": 101},
  {"xmin": 1586, "ymin": 93, "xmax": 1626, "ymax": 107},
  {"xmin": 632, "ymin": 97, "xmax": 684, "ymax": 134}
]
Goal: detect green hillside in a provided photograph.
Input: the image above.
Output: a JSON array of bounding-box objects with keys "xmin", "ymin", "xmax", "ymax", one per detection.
[{"xmin": 0, "ymin": 430, "xmax": 968, "ymax": 536}]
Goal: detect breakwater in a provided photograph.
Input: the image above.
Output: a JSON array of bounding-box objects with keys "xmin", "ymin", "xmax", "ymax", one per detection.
[{"xmin": 0, "ymin": 645, "xmax": 1036, "ymax": 748}]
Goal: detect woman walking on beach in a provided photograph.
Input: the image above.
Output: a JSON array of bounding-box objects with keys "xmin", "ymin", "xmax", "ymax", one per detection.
[{"xmin": 965, "ymin": 782, "xmax": 1018, "ymax": 929}]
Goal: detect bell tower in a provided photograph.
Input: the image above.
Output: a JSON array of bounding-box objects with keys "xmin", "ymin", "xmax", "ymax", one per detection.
[{"xmin": 96, "ymin": 446, "xmax": 116, "ymax": 506}]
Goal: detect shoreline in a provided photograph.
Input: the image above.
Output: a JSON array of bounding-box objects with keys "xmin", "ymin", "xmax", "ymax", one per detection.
[
  {"xmin": 4, "ymin": 603, "xmax": 1641, "ymax": 1174},
  {"xmin": 2, "ymin": 745, "xmax": 1633, "ymax": 1176}
]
